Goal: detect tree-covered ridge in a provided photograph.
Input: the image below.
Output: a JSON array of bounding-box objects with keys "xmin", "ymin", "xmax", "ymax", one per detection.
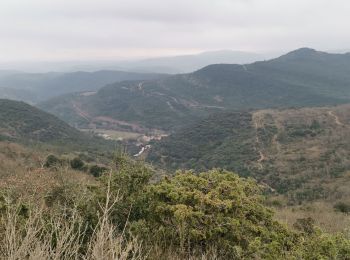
[
  {"xmin": 0, "ymin": 99, "xmax": 109, "ymax": 148},
  {"xmin": 41, "ymin": 48, "xmax": 350, "ymax": 131},
  {"xmin": 147, "ymin": 111, "xmax": 257, "ymax": 176},
  {"xmin": 148, "ymin": 104, "xmax": 350, "ymax": 204}
]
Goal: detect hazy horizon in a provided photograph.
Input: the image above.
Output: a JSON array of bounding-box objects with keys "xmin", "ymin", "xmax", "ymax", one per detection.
[
  {"xmin": 1, "ymin": 0, "xmax": 350, "ymax": 64},
  {"xmin": 0, "ymin": 47, "xmax": 348, "ymax": 73}
]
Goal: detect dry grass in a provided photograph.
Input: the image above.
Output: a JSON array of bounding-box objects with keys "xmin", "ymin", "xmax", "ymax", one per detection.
[
  {"xmin": 0, "ymin": 142, "xmax": 96, "ymax": 203},
  {"xmin": 81, "ymin": 129, "xmax": 142, "ymax": 141},
  {"xmin": 0, "ymin": 174, "xmax": 143, "ymax": 260},
  {"xmin": 275, "ymin": 201, "xmax": 350, "ymax": 233},
  {"xmin": 0, "ymin": 202, "xmax": 219, "ymax": 260},
  {"xmin": 0, "ymin": 171, "xmax": 218, "ymax": 260}
]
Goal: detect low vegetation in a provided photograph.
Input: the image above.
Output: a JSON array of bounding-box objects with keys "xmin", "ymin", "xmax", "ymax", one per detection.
[{"xmin": 1, "ymin": 147, "xmax": 350, "ymax": 259}]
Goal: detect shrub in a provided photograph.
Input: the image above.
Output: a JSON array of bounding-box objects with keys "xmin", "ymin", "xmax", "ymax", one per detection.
[
  {"xmin": 334, "ymin": 202, "xmax": 350, "ymax": 214},
  {"xmin": 89, "ymin": 165, "xmax": 108, "ymax": 177},
  {"xmin": 99, "ymin": 155, "xmax": 153, "ymax": 227},
  {"xmin": 0, "ymin": 194, "xmax": 142, "ymax": 260},
  {"xmin": 293, "ymin": 217, "xmax": 316, "ymax": 235},
  {"xmin": 70, "ymin": 157, "xmax": 85, "ymax": 170},
  {"xmin": 298, "ymin": 233, "xmax": 350, "ymax": 259},
  {"xmin": 44, "ymin": 154, "xmax": 62, "ymax": 168},
  {"xmin": 130, "ymin": 170, "xmax": 299, "ymax": 258}
]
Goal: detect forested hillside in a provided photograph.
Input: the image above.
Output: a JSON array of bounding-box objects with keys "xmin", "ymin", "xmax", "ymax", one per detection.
[
  {"xmin": 0, "ymin": 99, "xmax": 107, "ymax": 148},
  {"xmin": 40, "ymin": 48, "xmax": 350, "ymax": 131},
  {"xmin": 148, "ymin": 104, "xmax": 350, "ymax": 205}
]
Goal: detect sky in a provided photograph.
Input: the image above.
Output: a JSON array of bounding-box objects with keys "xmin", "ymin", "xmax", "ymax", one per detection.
[{"xmin": 0, "ymin": 0, "xmax": 350, "ymax": 62}]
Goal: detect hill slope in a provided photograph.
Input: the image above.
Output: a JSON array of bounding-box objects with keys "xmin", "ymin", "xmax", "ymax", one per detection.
[
  {"xmin": 0, "ymin": 99, "xmax": 97, "ymax": 145},
  {"xmin": 40, "ymin": 48, "xmax": 350, "ymax": 131},
  {"xmin": 148, "ymin": 104, "xmax": 350, "ymax": 204}
]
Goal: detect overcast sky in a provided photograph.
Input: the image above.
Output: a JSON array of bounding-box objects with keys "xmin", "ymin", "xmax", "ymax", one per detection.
[{"xmin": 0, "ymin": 0, "xmax": 349, "ymax": 62}]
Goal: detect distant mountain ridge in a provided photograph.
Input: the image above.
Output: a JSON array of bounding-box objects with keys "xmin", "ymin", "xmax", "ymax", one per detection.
[
  {"xmin": 39, "ymin": 48, "xmax": 350, "ymax": 131},
  {"xmin": 0, "ymin": 70, "xmax": 165, "ymax": 103},
  {"xmin": 0, "ymin": 50, "xmax": 265, "ymax": 74},
  {"xmin": 119, "ymin": 50, "xmax": 265, "ymax": 73}
]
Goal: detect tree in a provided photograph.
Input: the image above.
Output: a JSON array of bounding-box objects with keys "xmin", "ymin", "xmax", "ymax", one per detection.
[{"xmin": 70, "ymin": 157, "xmax": 85, "ymax": 170}]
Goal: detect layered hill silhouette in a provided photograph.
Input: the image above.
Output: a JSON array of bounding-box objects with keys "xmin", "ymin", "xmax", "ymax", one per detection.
[
  {"xmin": 40, "ymin": 48, "xmax": 350, "ymax": 131},
  {"xmin": 117, "ymin": 50, "xmax": 265, "ymax": 73},
  {"xmin": 0, "ymin": 70, "xmax": 165, "ymax": 103},
  {"xmin": 0, "ymin": 99, "xmax": 98, "ymax": 145}
]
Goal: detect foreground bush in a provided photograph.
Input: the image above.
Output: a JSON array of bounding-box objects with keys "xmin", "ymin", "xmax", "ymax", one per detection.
[
  {"xmin": 334, "ymin": 201, "xmax": 350, "ymax": 214},
  {"xmin": 44, "ymin": 154, "xmax": 62, "ymax": 168},
  {"xmin": 96, "ymin": 157, "xmax": 350, "ymax": 259},
  {"xmin": 70, "ymin": 157, "xmax": 85, "ymax": 170},
  {"xmin": 140, "ymin": 170, "xmax": 298, "ymax": 258},
  {"xmin": 0, "ymin": 189, "xmax": 142, "ymax": 260},
  {"xmin": 1, "ymin": 156, "xmax": 350, "ymax": 259}
]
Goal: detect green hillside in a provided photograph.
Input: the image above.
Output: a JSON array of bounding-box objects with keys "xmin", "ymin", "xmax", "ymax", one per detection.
[
  {"xmin": 0, "ymin": 99, "xmax": 101, "ymax": 146},
  {"xmin": 40, "ymin": 48, "xmax": 350, "ymax": 131},
  {"xmin": 148, "ymin": 104, "xmax": 350, "ymax": 205},
  {"xmin": 147, "ymin": 112, "xmax": 257, "ymax": 176}
]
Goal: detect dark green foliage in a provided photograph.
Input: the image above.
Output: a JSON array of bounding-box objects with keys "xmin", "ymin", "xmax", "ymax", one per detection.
[
  {"xmin": 0, "ymin": 99, "xmax": 116, "ymax": 152},
  {"xmin": 89, "ymin": 165, "xmax": 108, "ymax": 177},
  {"xmin": 44, "ymin": 154, "xmax": 62, "ymax": 168},
  {"xmin": 286, "ymin": 124, "xmax": 322, "ymax": 138},
  {"xmin": 94, "ymin": 158, "xmax": 298, "ymax": 258},
  {"xmin": 0, "ymin": 99, "xmax": 87, "ymax": 143},
  {"xmin": 310, "ymin": 119, "xmax": 321, "ymax": 130},
  {"xmin": 329, "ymin": 165, "xmax": 347, "ymax": 178},
  {"xmin": 283, "ymin": 119, "xmax": 324, "ymax": 141},
  {"xmin": 293, "ymin": 217, "xmax": 316, "ymax": 235},
  {"xmin": 148, "ymin": 112, "xmax": 257, "ymax": 176},
  {"xmin": 296, "ymin": 187, "xmax": 327, "ymax": 201},
  {"xmin": 334, "ymin": 202, "xmax": 350, "ymax": 214},
  {"xmin": 140, "ymin": 170, "xmax": 298, "ymax": 258},
  {"xmin": 271, "ymin": 176, "xmax": 305, "ymax": 194},
  {"xmin": 257, "ymin": 125, "xmax": 278, "ymax": 146},
  {"xmin": 70, "ymin": 157, "xmax": 85, "ymax": 170},
  {"xmin": 104, "ymin": 156, "xmax": 153, "ymax": 226},
  {"xmin": 0, "ymin": 99, "xmax": 82, "ymax": 142},
  {"xmin": 298, "ymin": 233, "xmax": 350, "ymax": 259}
]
